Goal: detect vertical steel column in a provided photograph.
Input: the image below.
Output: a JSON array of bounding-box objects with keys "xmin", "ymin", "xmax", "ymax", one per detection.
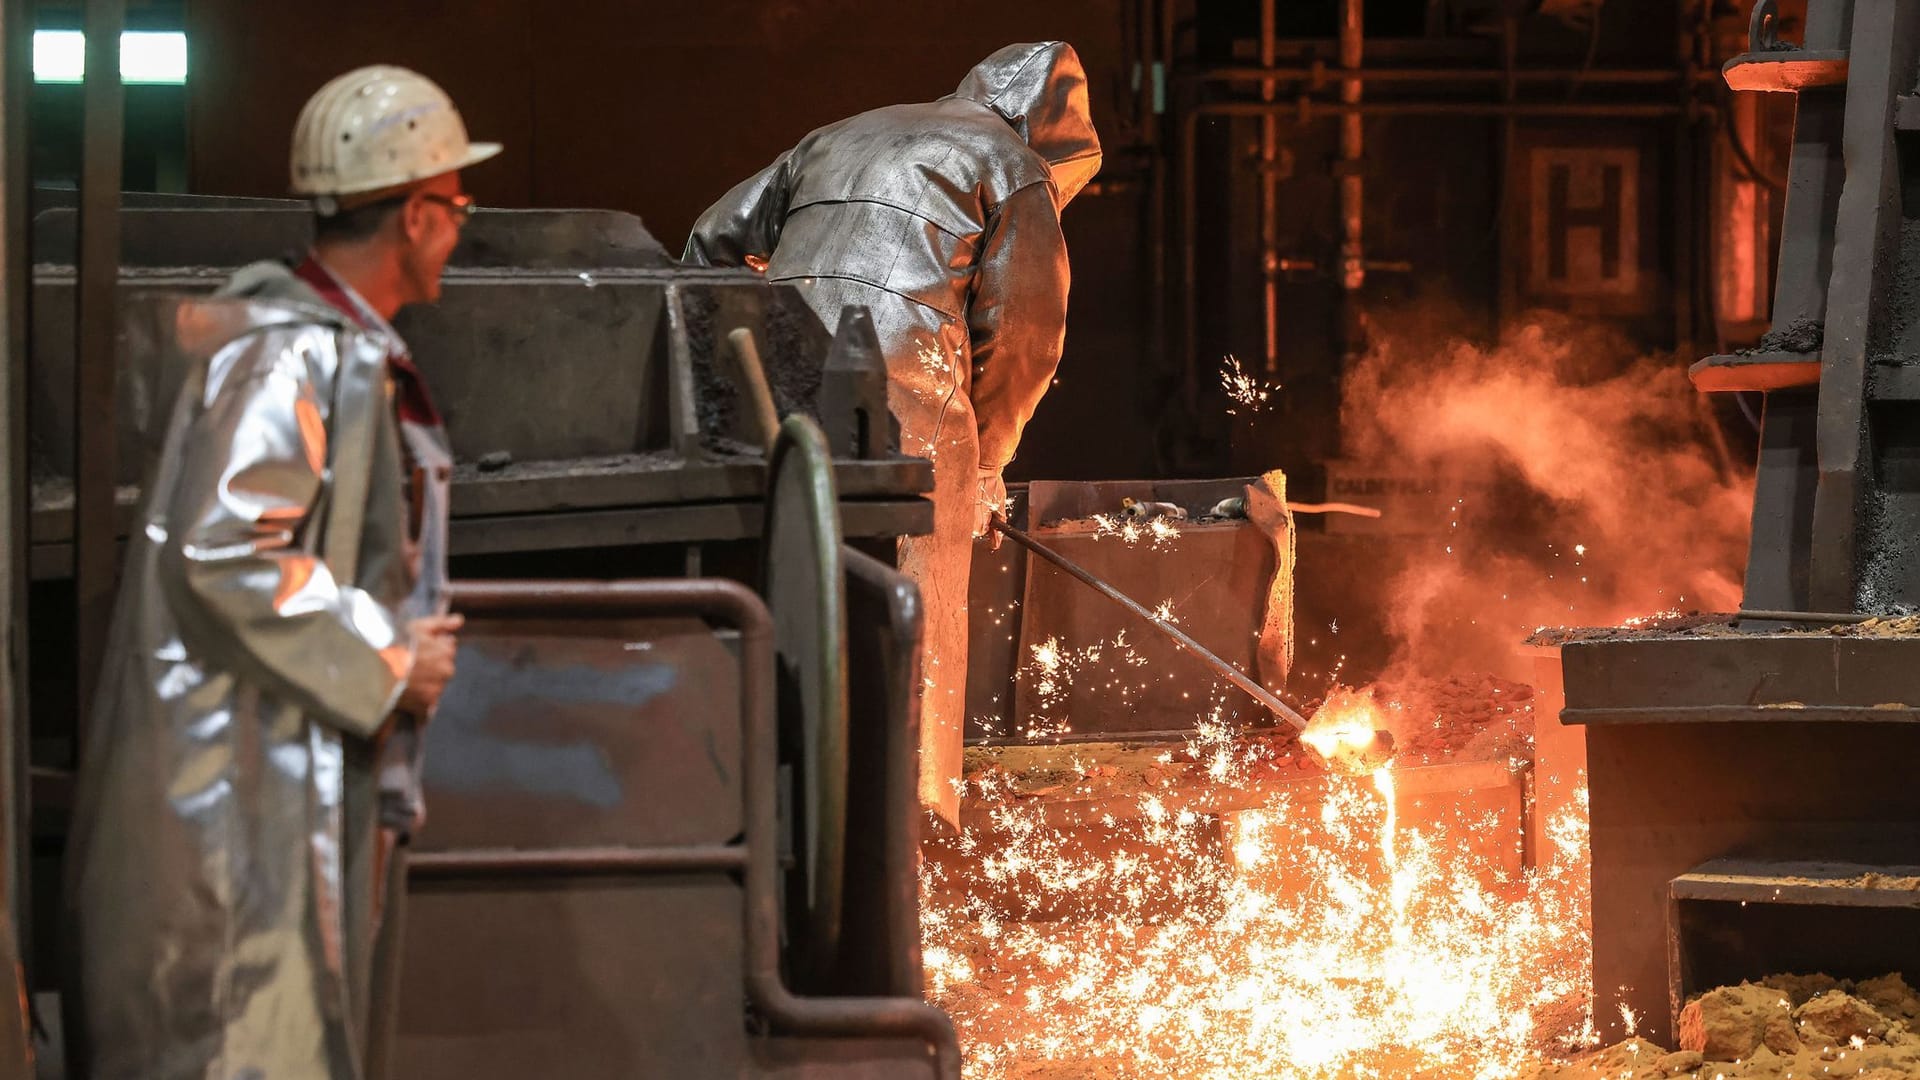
[
  {"xmin": 1495, "ymin": 13, "xmax": 1520, "ymax": 328},
  {"xmin": 1338, "ymin": 0, "xmax": 1366, "ymax": 324},
  {"xmin": 1180, "ymin": 106, "xmax": 1199, "ymax": 412},
  {"xmin": 1671, "ymin": 2, "xmax": 1706, "ymax": 353},
  {"xmin": 0, "ymin": 0, "xmax": 31, "ymax": 1067},
  {"xmin": 1149, "ymin": 0, "xmax": 1171, "ymax": 414},
  {"xmin": 74, "ymin": 0, "xmax": 123, "ymax": 734},
  {"xmin": 1810, "ymin": 0, "xmax": 1914, "ymax": 609},
  {"xmin": 1257, "ymin": 0, "xmax": 1280, "ymax": 377}
]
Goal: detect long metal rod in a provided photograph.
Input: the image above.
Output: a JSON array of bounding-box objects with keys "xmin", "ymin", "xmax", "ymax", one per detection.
[
  {"xmin": 1736, "ymin": 608, "xmax": 1875, "ymax": 625},
  {"xmin": 1672, "ymin": 2, "xmax": 1705, "ymax": 354},
  {"xmin": 990, "ymin": 516, "xmax": 1309, "ymax": 735},
  {"xmin": 1188, "ymin": 64, "xmax": 1714, "ymax": 85},
  {"xmin": 74, "ymin": 0, "xmax": 124, "ymax": 736},
  {"xmin": 409, "ymin": 844, "xmax": 748, "ymax": 879},
  {"xmin": 968, "ymin": 727, "xmax": 1212, "ymax": 748},
  {"xmin": 0, "ymin": 0, "xmax": 20, "ymax": 939},
  {"xmin": 1338, "ymin": 0, "xmax": 1366, "ymax": 366},
  {"xmin": 62, "ymin": 8, "xmax": 122, "ymax": 1070},
  {"xmin": 1497, "ymin": 13, "xmax": 1518, "ymax": 326},
  {"xmin": 1180, "ymin": 105, "xmax": 1199, "ymax": 414},
  {"xmin": 1190, "ymin": 98, "xmax": 1686, "ymax": 119},
  {"xmin": 1258, "ymin": 0, "xmax": 1280, "ymax": 378},
  {"xmin": 1148, "ymin": 0, "xmax": 1170, "ymax": 424},
  {"xmin": 0, "ymin": 0, "xmax": 29, "ymax": 1066}
]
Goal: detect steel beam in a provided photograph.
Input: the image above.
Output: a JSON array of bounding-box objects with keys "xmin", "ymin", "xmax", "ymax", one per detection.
[
  {"xmin": 0, "ymin": 0, "xmax": 29, "ymax": 1066},
  {"xmin": 73, "ymin": 0, "xmax": 123, "ymax": 733},
  {"xmin": 1809, "ymin": 0, "xmax": 1920, "ymax": 608}
]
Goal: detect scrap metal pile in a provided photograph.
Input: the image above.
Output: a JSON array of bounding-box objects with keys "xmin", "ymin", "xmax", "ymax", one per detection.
[{"xmin": 1527, "ymin": 972, "xmax": 1920, "ymax": 1080}]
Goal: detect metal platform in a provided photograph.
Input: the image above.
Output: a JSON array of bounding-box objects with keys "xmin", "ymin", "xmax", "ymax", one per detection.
[{"xmin": 1563, "ymin": 630, "xmax": 1920, "ymax": 1044}]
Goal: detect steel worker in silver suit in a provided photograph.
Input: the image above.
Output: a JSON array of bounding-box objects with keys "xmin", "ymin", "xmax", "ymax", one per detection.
[
  {"xmin": 685, "ymin": 41, "xmax": 1101, "ymax": 826},
  {"xmin": 66, "ymin": 66, "xmax": 498, "ymax": 1080}
]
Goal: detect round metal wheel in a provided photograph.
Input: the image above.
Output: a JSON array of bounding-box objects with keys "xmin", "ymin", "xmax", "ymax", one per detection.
[{"xmin": 762, "ymin": 414, "xmax": 848, "ymax": 983}]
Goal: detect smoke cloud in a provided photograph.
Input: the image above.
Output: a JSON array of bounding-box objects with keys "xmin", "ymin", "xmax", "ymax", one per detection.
[{"xmin": 1336, "ymin": 310, "xmax": 1752, "ymax": 680}]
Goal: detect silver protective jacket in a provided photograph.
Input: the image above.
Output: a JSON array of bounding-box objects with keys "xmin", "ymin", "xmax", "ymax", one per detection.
[
  {"xmin": 67, "ymin": 262, "xmax": 421, "ymax": 1080},
  {"xmin": 684, "ymin": 39, "xmax": 1098, "ymax": 472},
  {"xmin": 685, "ymin": 41, "xmax": 1099, "ymax": 825}
]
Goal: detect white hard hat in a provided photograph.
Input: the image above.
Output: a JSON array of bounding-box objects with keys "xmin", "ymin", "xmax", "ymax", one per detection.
[{"xmin": 290, "ymin": 65, "xmax": 501, "ymax": 205}]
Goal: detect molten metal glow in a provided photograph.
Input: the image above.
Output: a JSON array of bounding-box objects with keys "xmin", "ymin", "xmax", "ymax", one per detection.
[
  {"xmin": 1300, "ymin": 685, "xmax": 1389, "ymax": 769},
  {"xmin": 926, "ymin": 689, "xmax": 1595, "ymax": 1079}
]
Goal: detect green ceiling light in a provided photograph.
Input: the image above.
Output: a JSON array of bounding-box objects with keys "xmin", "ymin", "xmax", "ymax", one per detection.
[{"xmin": 34, "ymin": 30, "xmax": 188, "ymax": 85}]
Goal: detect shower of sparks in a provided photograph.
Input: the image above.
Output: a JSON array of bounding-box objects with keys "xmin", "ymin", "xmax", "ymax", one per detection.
[
  {"xmin": 917, "ymin": 340, "xmax": 954, "ymax": 376},
  {"xmin": 924, "ymin": 689, "xmax": 1597, "ymax": 1080},
  {"xmin": 1089, "ymin": 513, "xmax": 1183, "ymax": 551},
  {"xmin": 1222, "ymin": 354, "xmax": 1283, "ymax": 415},
  {"xmin": 1015, "ymin": 632, "xmax": 1154, "ymax": 738}
]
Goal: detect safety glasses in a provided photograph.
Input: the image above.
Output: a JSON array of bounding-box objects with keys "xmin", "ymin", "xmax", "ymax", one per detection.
[{"xmin": 419, "ymin": 192, "xmax": 477, "ymax": 226}]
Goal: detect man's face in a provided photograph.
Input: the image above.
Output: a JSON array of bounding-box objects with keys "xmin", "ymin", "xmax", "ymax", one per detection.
[{"xmin": 397, "ymin": 171, "xmax": 471, "ymax": 305}]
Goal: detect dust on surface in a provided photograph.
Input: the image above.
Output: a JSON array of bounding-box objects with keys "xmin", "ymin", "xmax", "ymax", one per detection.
[
  {"xmin": 1521, "ymin": 973, "xmax": 1920, "ymax": 1080},
  {"xmin": 1740, "ymin": 315, "xmax": 1824, "ymax": 355},
  {"xmin": 1525, "ymin": 613, "xmax": 1744, "ymax": 646},
  {"xmin": 1829, "ymin": 614, "xmax": 1920, "ymax": 637},
  {"xmin": 1527, "ymin": 610, "xmax": 1920, "ymax": 646}
]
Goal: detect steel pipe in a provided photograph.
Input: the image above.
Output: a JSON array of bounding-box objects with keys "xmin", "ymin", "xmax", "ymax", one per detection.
[
  {"xmin": 1162, "ymin": 0, "xmax": 1187, "ymax": 415},
  {"xmin": 0, "ymin": 0, "xmax": 28, "ymax": 1069},
  {"xmin": 729, "ymin": 579, "xmax": 963, "ymax": 1080},
  {"xmin": 63, "ymin": 3, "xmax": 124, "ymax": 1071},
  {"xmin": 1736, "ymin": 608, "xmax": 1875, "ymax": 625},
  {"xmin": 1338, "ymin": 0, "xmax": 1366, "ymax": 346},
  {"xmin": 408, "ymin": 845, "xmax": 749, "ymax": 879},
  {"xmin": 0, "ymin": 0, "xmax": 28, "ymax": 999},
  {"xmin": 74, "ymin": 0, "xmax": 123, "ymax": 735},
  {"xmin": 1186, "ymin": 99, "xmax": 1685, "ymax": 119},
  {"xmin": 1497, "ymin": 13, "xmax": 1519, "ymax": 324},
  {"xmin": 1259, "ymin": 0, "xmax": 1281, "ymax": 378},
  {"xmin": 1188, "ymin": 64, "xmax": 1713, "ymax": 86}
]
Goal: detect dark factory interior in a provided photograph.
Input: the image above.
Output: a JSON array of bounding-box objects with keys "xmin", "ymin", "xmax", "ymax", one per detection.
[{"xmin": 3, "ymin": 0, "xmax": 1920, "ymax": 1078}]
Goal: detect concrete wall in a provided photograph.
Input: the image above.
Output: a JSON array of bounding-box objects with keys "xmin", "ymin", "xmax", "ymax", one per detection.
[{"xmin": 186, "ymin": 0, "xmax": 1134, "ymax": 241}]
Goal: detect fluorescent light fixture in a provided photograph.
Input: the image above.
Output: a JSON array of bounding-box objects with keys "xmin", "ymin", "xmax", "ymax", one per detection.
[
  {"xmin": 32, "ymin": 30, "xmax": 83, "ymax": 83},
  {"xmin": 121, "ymin": 32, "xmax": 188, "ymax": 84},
  {"xmin": 34, "ymin": 30, "xmax": 188, "ymax": 85}
]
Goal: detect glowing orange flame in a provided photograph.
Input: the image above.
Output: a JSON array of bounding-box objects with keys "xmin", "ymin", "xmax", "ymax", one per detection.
[
  {"xmin": 1301, "ymin": 685, "xmax": 1391, "ymax": 768},
  {"xmin": 925, "ymin": 683, "xmax": 1596, "ymax": 1079}
]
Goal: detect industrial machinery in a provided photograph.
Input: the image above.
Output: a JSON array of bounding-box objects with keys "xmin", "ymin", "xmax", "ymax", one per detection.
[
  {"xmin": 1564, "ymin": 0, "xmax": 1920, "ymax": 1046},
  {"xmin": 10, "ymin": 198, "xmax": 957, "ymax": 1077}
]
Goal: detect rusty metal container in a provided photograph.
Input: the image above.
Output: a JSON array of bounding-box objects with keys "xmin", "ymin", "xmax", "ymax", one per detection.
[
  {"xmin": 966, "ymin": 477, "xmax": 1293, "ymax": 741},
  {"xmin": 1562, "ymin": 630, "xmax": 1920, "ymax": 1045}
]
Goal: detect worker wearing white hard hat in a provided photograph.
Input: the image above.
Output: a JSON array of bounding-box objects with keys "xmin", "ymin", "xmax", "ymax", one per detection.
[{"xmin": 67, "ymin": 65, "xmax": 496, "ymax": 1080}]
